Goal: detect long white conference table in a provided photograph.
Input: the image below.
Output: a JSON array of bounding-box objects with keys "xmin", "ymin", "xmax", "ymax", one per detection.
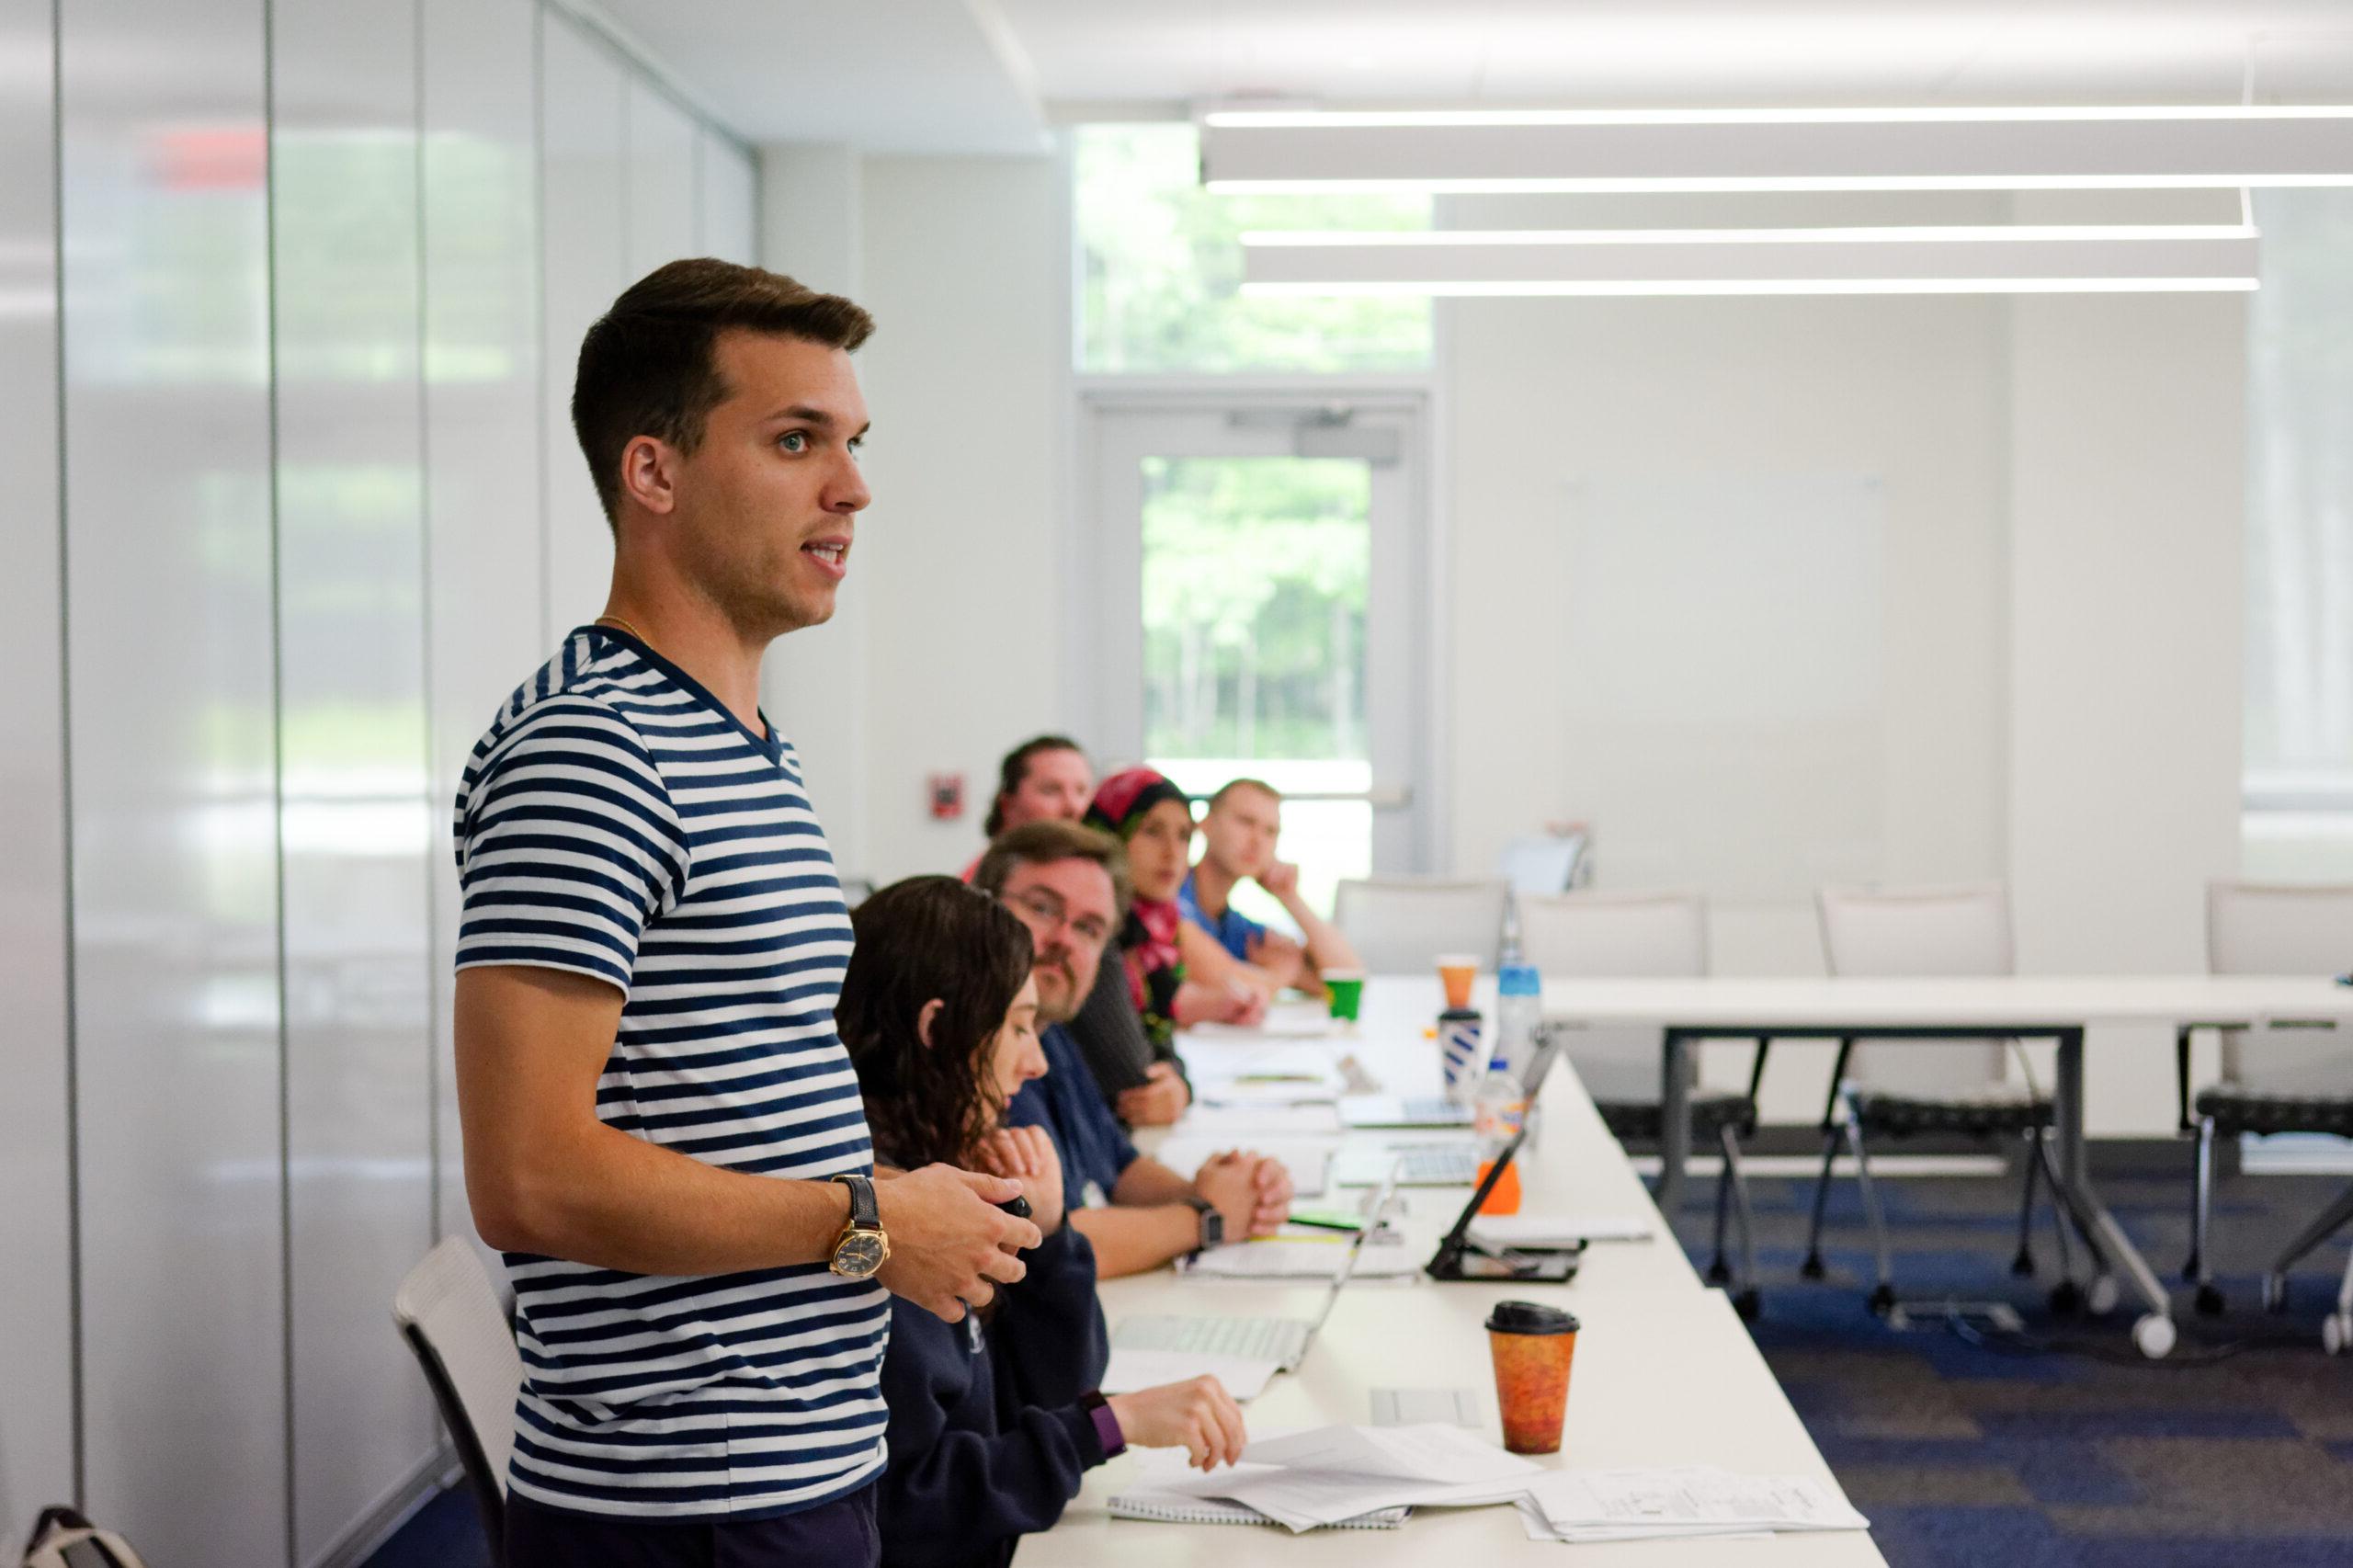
[
  {"xmin": 1026, "ymin": 978, "xmax": 1888, "ymax": 1565},
  {"xmin": 1539, "ymin": 975, "xmax": 2353, "ymax": 1358}
]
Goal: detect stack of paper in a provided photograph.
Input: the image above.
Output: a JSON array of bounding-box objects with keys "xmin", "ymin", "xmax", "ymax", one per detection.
[
  {"xmin": 1109, "ymin": 1424, "xmax": 1536, "ymax": 1534},
  {"xmin": 1106, "ymin": 1425, "xmax": 1871, "ymax": 1545},
  {"xmin": 1510, "ymin": 1467, "xmax": 1870, "ymax": 1544},
  {"xmin": 1467, "ymin": 1213, "xmax": 1656, "ymax": 1247}
]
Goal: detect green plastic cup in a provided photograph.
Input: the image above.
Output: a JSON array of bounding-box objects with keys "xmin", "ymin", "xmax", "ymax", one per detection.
[{"xmin": 1324, "ymin": 971, "xmax": 1366, "ymax": 1023}]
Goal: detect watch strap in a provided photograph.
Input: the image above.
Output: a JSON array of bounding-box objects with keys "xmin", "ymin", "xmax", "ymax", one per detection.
[
  {"xmin": 833, "ymin": 1173, "xmax": 880, "ymax": 1230},
  {"xmin": 1081, "ymin": 1391, "xmax": 1126, "ymax": 1460}
]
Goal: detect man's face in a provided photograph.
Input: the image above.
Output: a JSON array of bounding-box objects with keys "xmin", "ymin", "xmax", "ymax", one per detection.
[
  {"xmin": 1203, "ymin": 789, "xmax": 1280, "ymax": 880},
  {"xmin": 1002, "ymin": 749, "xmax": 1093, "ymax": 832},
  {"xmin": 663, "ymin": 329, "xmax": 872, "ymax": 639},
  {"xmin": 995, "ymin": 858, "xmax": 1117, "ymax": 1025}
]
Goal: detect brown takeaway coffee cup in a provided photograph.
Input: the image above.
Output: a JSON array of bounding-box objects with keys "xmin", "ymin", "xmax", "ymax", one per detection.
[{"xmin": 1484, "ymin": 1300, "xmax": 1578, "ymax": 1455}]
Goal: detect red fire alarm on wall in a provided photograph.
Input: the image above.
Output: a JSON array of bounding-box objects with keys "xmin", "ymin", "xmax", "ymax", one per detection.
[{"xmin": 927, "ymin": 773, "xmax": 965, "ymax": 821}]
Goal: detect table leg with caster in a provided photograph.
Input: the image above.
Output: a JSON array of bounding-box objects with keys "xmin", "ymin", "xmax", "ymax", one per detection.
[{"xmin": 2052, "ymin": 1028, "xmax": 2176, "ymax": 1358}]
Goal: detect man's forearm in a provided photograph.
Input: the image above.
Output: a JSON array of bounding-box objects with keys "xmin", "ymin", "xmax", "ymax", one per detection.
[
  {"xmin": 1279, "ymin": 891, "xmax": 1361, "ymax": 973},
  {"xmin": 1069, "ymin": 1202, "xmax": 1198, "ymax": 1278},
  {"xmin": 470, "ymin": 1120, "xmax": 853, "ymax": 1276},
  {"xmin": 1113, "ymin": 1156, "xmax": 1198, "ymax": 1208}
]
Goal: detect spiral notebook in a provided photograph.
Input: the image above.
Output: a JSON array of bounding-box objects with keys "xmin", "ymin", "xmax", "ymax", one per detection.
[{"xmin": 1108, "ymin": 1494, "xmax": 1409, "ymax": 1530}]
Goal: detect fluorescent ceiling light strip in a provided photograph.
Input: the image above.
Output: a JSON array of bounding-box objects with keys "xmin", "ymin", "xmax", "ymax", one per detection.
[
  {"xmin": 1239, "ymin": 225, "xmax": 2257, "ymax": 295},
  {"xmin": 1242, "ymin": 224, "xmax": 2258, "ymax": 247},
  {"xmin": 1201, "ymin": 111, "xmax": 2353, "ymax": 192},
  {"xmin": 1206, "ymin": 106, "xmax": 2353, "ymax": 129},
  {"xmin": 1242, "ymin": 278, "xmax": 2257, "ymax": 296},
  {"xmin": 1212, "ymin": 176, "xmax": 2353, "ymax": 193}
]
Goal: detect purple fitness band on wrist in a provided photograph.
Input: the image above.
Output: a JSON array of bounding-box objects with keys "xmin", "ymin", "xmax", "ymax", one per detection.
[{"xmin": 1082, "ymin": 1391, "xmax": 1126, "ymax": 1460}]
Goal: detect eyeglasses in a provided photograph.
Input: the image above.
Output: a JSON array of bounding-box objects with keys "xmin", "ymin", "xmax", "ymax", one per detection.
[{"xmin": 1004, "ymin": 888, "xmax": 1113, "ymax": 953}]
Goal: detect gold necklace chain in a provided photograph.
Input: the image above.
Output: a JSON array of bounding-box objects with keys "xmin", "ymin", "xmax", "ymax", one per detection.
[{"xmin": 594, "ymin": 613, "xmax": 652, "ymax": 652}]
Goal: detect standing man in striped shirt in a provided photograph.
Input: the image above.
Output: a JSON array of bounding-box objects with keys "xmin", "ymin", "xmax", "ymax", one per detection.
[{"xmin": 452, "ymin": 259, "xmax": 1040, "ymax": 1567}]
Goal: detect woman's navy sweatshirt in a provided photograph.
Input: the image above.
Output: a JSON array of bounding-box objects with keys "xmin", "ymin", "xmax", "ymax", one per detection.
[{"xmin": 877, "ymin": 1219, "xmax": 1113, "ymax": 1568}]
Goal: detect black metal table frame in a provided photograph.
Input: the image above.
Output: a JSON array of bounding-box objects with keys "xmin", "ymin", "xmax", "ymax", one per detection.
[{"xmin": 1655, "ymin": 1020, "xmax": 2177, "ymax": 1349}]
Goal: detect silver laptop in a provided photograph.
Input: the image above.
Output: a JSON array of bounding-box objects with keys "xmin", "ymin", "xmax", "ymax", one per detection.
[{"xmin": 1113, "ymin": 1166, "xmax": 1402, "ymax": 1372}]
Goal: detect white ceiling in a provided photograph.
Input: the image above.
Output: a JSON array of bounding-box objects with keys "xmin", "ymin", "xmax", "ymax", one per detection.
[
  {"xmin": 1005, "ymin": 0, "xmax": 2353, "ymax": 113},
  {"xmin": 588, "ymin": 1, "xmax": 2353, "ymax": 154},
  {"xmin": 577, "ymin": 0, "xmax": 1051, "ymax": 153}
]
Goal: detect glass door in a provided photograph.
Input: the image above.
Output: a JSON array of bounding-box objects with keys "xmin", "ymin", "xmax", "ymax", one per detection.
[{"xmin": 1081, "ymin": 394, "xmax": 1433, "ymax": 925}]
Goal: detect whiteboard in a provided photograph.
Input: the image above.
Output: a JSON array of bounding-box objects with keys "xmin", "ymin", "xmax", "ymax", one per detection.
[{"xmin": 1559, "ymin": 472, "xmax": 1886, "ymax": 901}]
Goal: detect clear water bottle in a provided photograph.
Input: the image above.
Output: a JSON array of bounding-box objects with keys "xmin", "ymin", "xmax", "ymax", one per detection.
[
  {"xmin": 1494, "ymin": 962, "xmax": 1543, "ymax": 1086},
  {"xmin": 1472, "ymin": 1053, "xmax": 1528, "ymax": 1149}
]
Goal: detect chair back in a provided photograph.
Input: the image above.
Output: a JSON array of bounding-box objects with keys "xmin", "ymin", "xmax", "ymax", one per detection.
[
  {"xmin": 1518, "ymin": 890, "xmax": 1706, "ymax": 1104},
  {"xmin": 393, "ymin": 1237, "xmax": 520, "ymax": 1563},
  {"xmin": 1817, "ymin": 881, "xmax": 2011, "ymax": 1095},
  {"xmin": 2207, "ymin": 880, "xmax": 2353, "ymax": 1086},
  {"xmin": 1497, "ymin": 832, "xmax": 1587, "ymax": 898},
  {"xmin": 1333, "ymin": 877, "xmax": 1509, "ymax": 972}
]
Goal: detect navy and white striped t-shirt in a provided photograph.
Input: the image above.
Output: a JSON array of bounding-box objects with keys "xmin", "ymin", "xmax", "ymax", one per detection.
[{"xmin": 452, "ymin": 625, "xmax": 887, "ymax": 1521}]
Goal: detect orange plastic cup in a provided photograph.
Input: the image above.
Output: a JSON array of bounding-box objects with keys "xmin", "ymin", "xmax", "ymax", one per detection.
[
  {"xmin": 1485, "ymin": 1301, "xmax": 1579, "ymax": 1455},
  {"xmin": 1437, "ymin": 954, "xmax": 1480, "ymax": 1010},
  {"xmin": 1474, "ymin": 1156, "xmax": 1522, "ymax": 1216}
]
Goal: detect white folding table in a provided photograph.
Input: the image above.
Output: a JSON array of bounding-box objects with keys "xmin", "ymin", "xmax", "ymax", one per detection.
[
  {"xmin": 1022, "ymin": 981, "xmax": 1887, "ymax": 1563},
  {"xmin": 1532, "ymin": 975, "xmax": 2353, "ymax": 1358}
]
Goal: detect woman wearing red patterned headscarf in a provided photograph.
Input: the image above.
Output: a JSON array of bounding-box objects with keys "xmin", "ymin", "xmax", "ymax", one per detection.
[{"xmin": 1084, "ymin": 769, "xmax": 1272, "ymax": 1092}]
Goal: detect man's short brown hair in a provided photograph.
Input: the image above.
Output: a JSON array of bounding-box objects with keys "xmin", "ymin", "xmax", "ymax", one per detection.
[
  {"xmin": 571, "ymin": 257, "xmax": 875, "ymax": 527},
  {"xmin": 972, "ymin": 820, "xmax": 1132, "ymax": 918},
  {"xmin": 1207, "ymin": 778, "xmax": 1280, "ymax": 813}
]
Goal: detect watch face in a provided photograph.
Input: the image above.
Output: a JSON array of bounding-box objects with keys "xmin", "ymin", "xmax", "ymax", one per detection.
[
  {"xmin": 1199, "ymin": 1210, "xmax": 1225, "ymax": 1250},
  {"xmin": 832, "ymin": 1230, "xmax": 887, "ymax": 1279}
]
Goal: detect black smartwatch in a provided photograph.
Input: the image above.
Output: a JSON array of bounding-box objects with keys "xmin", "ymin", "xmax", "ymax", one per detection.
[{"xmin": 1185, "ymin": 1195, "xmax": 1225, "ymax": 1255}]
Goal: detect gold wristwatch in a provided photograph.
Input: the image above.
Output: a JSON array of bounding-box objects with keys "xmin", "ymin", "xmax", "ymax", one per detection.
[{"xmin": 828, "ymin": 1174, "xmax": 890, "ymax": 1279}]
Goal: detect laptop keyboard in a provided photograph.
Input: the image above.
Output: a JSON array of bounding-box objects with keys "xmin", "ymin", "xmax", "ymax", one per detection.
[
  {"xmin": 1116, "ymin": 1313, "xmax": 1312, "ymax": 1365},
  {"xmin": 1395, "ymin": 1146, "xmax": 1480, "ymax": 1184}
]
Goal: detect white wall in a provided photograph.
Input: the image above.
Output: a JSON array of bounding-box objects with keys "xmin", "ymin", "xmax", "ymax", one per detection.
[
  {"xmin": 793, "ymin": 153, "xmax": 1070, "ymax": 885},
  {"xmin": 7, "ymin": 3, "xmax": 756, "ymax": 1558},
  {"xmin": 1441, "ymin": 192, "xmax": 2012, "ymax": 1118},
  {"xmin": 759, "ymin": 144, "xmax": 872, "ymax": 872},
  {"xmin": 2007, "ymin": 197, "xmax": 2247, "ymax": 1135}
]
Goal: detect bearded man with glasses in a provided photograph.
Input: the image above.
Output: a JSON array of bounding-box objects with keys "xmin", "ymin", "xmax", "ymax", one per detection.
[{"xmin": 972, "ymin": 821, "xmax": 1293, "ymax": 1279}]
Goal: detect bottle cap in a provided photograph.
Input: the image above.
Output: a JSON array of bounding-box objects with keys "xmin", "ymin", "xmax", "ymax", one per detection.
[{"xmin": 1497, "ymin": 964, "xmax": 1541, "ymax": 997}]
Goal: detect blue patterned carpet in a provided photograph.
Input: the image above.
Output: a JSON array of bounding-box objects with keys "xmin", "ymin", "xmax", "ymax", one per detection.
[
  {"xmin": 1684, "ymin": 1156, "xmax": 2353, "ymax": 1568},
  {"xmin": 367, "ymin": 1155, "xmax": 2353, "ymax": 1568}
]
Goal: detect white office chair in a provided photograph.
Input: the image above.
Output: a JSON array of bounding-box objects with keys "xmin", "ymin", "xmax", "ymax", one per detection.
[
  {"xmin": 1333, "ymin": 877, "xmax": 1509, "ymax": 972},
  {"xmin": 394, "ymin": 1237, "xmax": 521, "ymax": 1565},
  {"xmin": 1802, "ymin": 882, "xmax": 2089, "ymax": 1315},
  {"xmin": 2187, "ymin": 881, "xmax": 2353, "ymax": 1346},
  {"xmin": 1519, "ymin": 890, "xmax": 1762, "ymax": 1315}
]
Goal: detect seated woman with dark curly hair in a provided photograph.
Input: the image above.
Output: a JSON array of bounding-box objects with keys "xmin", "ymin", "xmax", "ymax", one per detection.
[{"xmin": 837, "ymin": 876, "xmax": 1248, "ymax": 1568}]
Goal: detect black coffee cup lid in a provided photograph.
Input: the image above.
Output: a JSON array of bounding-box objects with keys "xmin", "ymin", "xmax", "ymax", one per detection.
[
  {"xmin": 1438, "ymin": 1006, "xmax": 1483, "ymax": 1022},
  {"xmin": 1485, "ymin": 1300, "xmax": 1578, "ymax": 1335}
]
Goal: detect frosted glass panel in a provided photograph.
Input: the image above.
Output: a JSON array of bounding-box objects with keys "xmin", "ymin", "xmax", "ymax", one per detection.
[
  {"xmin": 0, "ymin": 0, "xmax": 70, "ymax": 1541},
  {"xmin": 540, "ymin": 10, "xmax": 626, "ymax": 637},
  {"xmin": 61, "ymin": 0, "xmax": 287, "ymax": 1558},
  {"xmin": 272, "ymin": 0, "xmax": 438, "ymax": 1553}
]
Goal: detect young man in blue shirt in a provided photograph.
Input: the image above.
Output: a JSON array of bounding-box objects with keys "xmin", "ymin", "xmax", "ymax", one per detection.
[{"xmin": 1178, "ymin": 778, "xmax": 1361, "ymax": 994}]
